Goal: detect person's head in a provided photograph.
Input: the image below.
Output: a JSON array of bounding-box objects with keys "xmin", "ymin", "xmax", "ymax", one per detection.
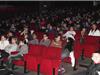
[
  {"xmin": 11, "ymin": 37, "xmax": 17, "ymax": 44},
  {"xmin": 24, "ymin": 27, "xmax": 28, "ymax": 31},
  {"xmin": 81, "ymin": 28, "xmax": 86, "ymax": 32},
  {"xmin": 19, "ymin": 40, "xmax": 25, "ymax": 46},
  {"xmin": 0, "ymin": 35, "xmax": 6, "ymax": 41},
  {"xmin": 92, "ymin": 24, "xmax": 97, "ymax": 30},
  {"xmin": 32, "ymin": 33, "xmax": 37, "ymax": 39},
  {"xmin": 7, "ymin": 31, "xmax": 13, "ymax": 37},
  {"xmin": 69, "ymin": 26, "xmax": 74, "ymax": 31},
  {"xmin": 43, "ymin": 34, "xmax": 48, "ymax": 40},
  {"xmin": 54, "ymin": 35, "xmax": 61, "ymax": 42}
]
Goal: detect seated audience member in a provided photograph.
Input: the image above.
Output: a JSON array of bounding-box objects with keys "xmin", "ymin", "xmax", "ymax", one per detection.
[
  {"xmin": 0, "ymin": 35, "xmax": 9, "ymax": 50},
  {"xmin": 7, "ymin": 31, "xmax": 14, "ymax": 41},
  {"xmin": 40, "ymin": 33, "xmax": 51, "ymax": 47},
  {"xmin": 61, "ymin": 37, "xmax": 77, "ymax": 71},
  {"xmin": 81, "ymin": 28, "xmax": 87, "ymax": 38},
  {"xmin": 0, "ymin": 37, "xmax": 18, "ymax": 59},
  {"xmin": 87, "ymin": 50, "xmax": 100, "ymax": 75},
  {"xmin": 63, "ymin": 26, "xmax": 76, "ymax": 40},
  {"xmin": 29, "ymin": 33, "xmax": 39, "ymax": 45},
  {"xmin": 92, "ymin": 51, "xmax": 100, "ymax": 64},
  {"xmin": 28, "ymin": 30, "xmax": 34, "ymax": 41},
  {"xmin": 21, "ymin": 27, "xmax": 28, "ymax": 36},
  {"xmin": 9, "ymin": 40, "xmax": 28, "ymax": 63},
  {"xmin": 88, "ymin": 24, "xmax": 100, "ymax": 36},
  {"xmin": 80, "ymin": 28, "xmax": 87, "ymax": 44},
  {"xmin": 17, "ymin": 40, "xmax": 28, "ymax": 56},
  {"xmin": 50, "ymin": 35, "xmax": 62, "ymax": 48},
  {"xmin": 24, "ymin": 33, "xmax": 29, "ymax": 44}
]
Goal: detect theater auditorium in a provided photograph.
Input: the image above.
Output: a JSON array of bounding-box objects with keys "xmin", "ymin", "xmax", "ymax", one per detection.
[{"xmin": 0, "ymin": 1, "xmax": 100, "ymax": 75}]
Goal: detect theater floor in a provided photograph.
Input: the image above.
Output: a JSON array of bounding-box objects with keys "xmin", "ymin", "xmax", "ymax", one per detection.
[{"xmin": 13, "ymin": 62, "xmax": 87, "ymax": 75}]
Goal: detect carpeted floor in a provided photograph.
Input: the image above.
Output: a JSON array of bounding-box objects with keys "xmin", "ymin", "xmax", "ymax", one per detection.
[{"xmin": 0, "ymin": 58, "xmax": 90, "ymax": 75}]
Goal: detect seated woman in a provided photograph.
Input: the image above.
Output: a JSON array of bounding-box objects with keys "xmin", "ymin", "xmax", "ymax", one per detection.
[
  {"xmin": 88, "ymin": 24, "xmax": 100, "ymax": 36},
  {"xmin": 40, "ymin": 33, "xmax": 51, "ymax": 47},
  {"xmin": 0, "ymin": 36, "xmax": 18, "ymax": 59},
  {"xmin": 50, "ymin": 35, "xmax": 62, "ymax": 48},
  {"xmin": 29, "ymin": 33, "xmax": 39, "ymax": 45},
  {"xmin": 0, "ymin": 35, "xmax": 9, "ymax": 50},
  {"xmin": 9, "ymin": 39, "xmax": 28, "ymax": 64}
]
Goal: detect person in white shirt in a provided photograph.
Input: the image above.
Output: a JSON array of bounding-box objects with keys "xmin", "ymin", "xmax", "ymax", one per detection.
[
  {"xmin": 0, "ymin": 35, "xmax": 9, "ymax": 50},
  {"xmin": 5, "ymin": 37, "xmax": 18, "ymax": 54},
  {"xmin": 0, "ymin": 37, "xmax": 18, "ymax": 59},
  {"xmin": 88, "ymin": 24, "xmax": 100, "ymax": 36},
  {"xmin": 63, "ymin": 26, "xmax": 76, "ymax": 40}
]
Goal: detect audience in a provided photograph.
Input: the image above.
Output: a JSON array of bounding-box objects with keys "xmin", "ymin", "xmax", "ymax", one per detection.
[{"xmin": 0, "ymin": 5, "xmax": 100, "ymax": 73}]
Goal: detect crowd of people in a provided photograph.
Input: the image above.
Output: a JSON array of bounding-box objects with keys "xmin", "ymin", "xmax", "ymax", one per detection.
[{"xmin": 0, "ymin": 6, "xmax": 100, "ymax": 74}]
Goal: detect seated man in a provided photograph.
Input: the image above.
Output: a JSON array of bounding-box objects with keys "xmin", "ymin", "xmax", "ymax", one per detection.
[
  {"xmin": 87, "ymin": 50, "xmax": 100, "ymax": 75},
  {"xmin": 40, "ymin": 33, "xmax": 51, "ymax": 47},
  {"xmin": 29, "ymin": 33, "xmax": 39, "ymax": 45}
]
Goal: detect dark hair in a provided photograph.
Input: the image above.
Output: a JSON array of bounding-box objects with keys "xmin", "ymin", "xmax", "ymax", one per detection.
[
  {"xmin": 9, "ymin": 36, "xmax": 18, "ymax": 44},
  {"xmin": 43, "ymin": 33, "xmax": 49, "ymax": 37},
  {"xmin": 91, "ymin": 24, "xmax": 97, "ymax": 31},
  {"xmin": 54, "ymin": 34, "xmax": 60, "ymax": 38},
  {"xmin": 95, "ymin": 50, "xmax": 100, "ymax": 53}
]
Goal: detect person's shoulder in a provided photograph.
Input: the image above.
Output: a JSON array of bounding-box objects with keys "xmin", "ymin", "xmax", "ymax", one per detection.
[{"xmin": 5, "ymin": 40, "xmax": 9, "ymax": 43}]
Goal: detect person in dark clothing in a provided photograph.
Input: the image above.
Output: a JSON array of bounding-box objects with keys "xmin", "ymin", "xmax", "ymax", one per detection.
[
  {"xmin": 87, "ymin": 50, "xmax": 100, "ymax": 75},
  {"xmin": 58, "ymin": 37, "xmax": 77, "ymax": 74},
  {"xmin": 61, "ymin": 37, "xmax": 77, "ymax": 71}
]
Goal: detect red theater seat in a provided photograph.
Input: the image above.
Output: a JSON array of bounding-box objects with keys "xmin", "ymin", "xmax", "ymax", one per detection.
[{"xmin": 16, "ymin": 45, "xmax": 62, "ymax": 75}]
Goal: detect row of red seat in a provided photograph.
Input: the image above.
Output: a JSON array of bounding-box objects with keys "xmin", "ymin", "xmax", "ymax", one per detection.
[
  {"xmin": 13, "ymin": 35, "xmax": 100, "ymax": 75},
  {"xmin": 13, "ymin": 45, "xmax": 62, "ymax": 75},
  {"xmin": 74, "ymin": 35, "xmax": 100, "ymax": 59}
]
